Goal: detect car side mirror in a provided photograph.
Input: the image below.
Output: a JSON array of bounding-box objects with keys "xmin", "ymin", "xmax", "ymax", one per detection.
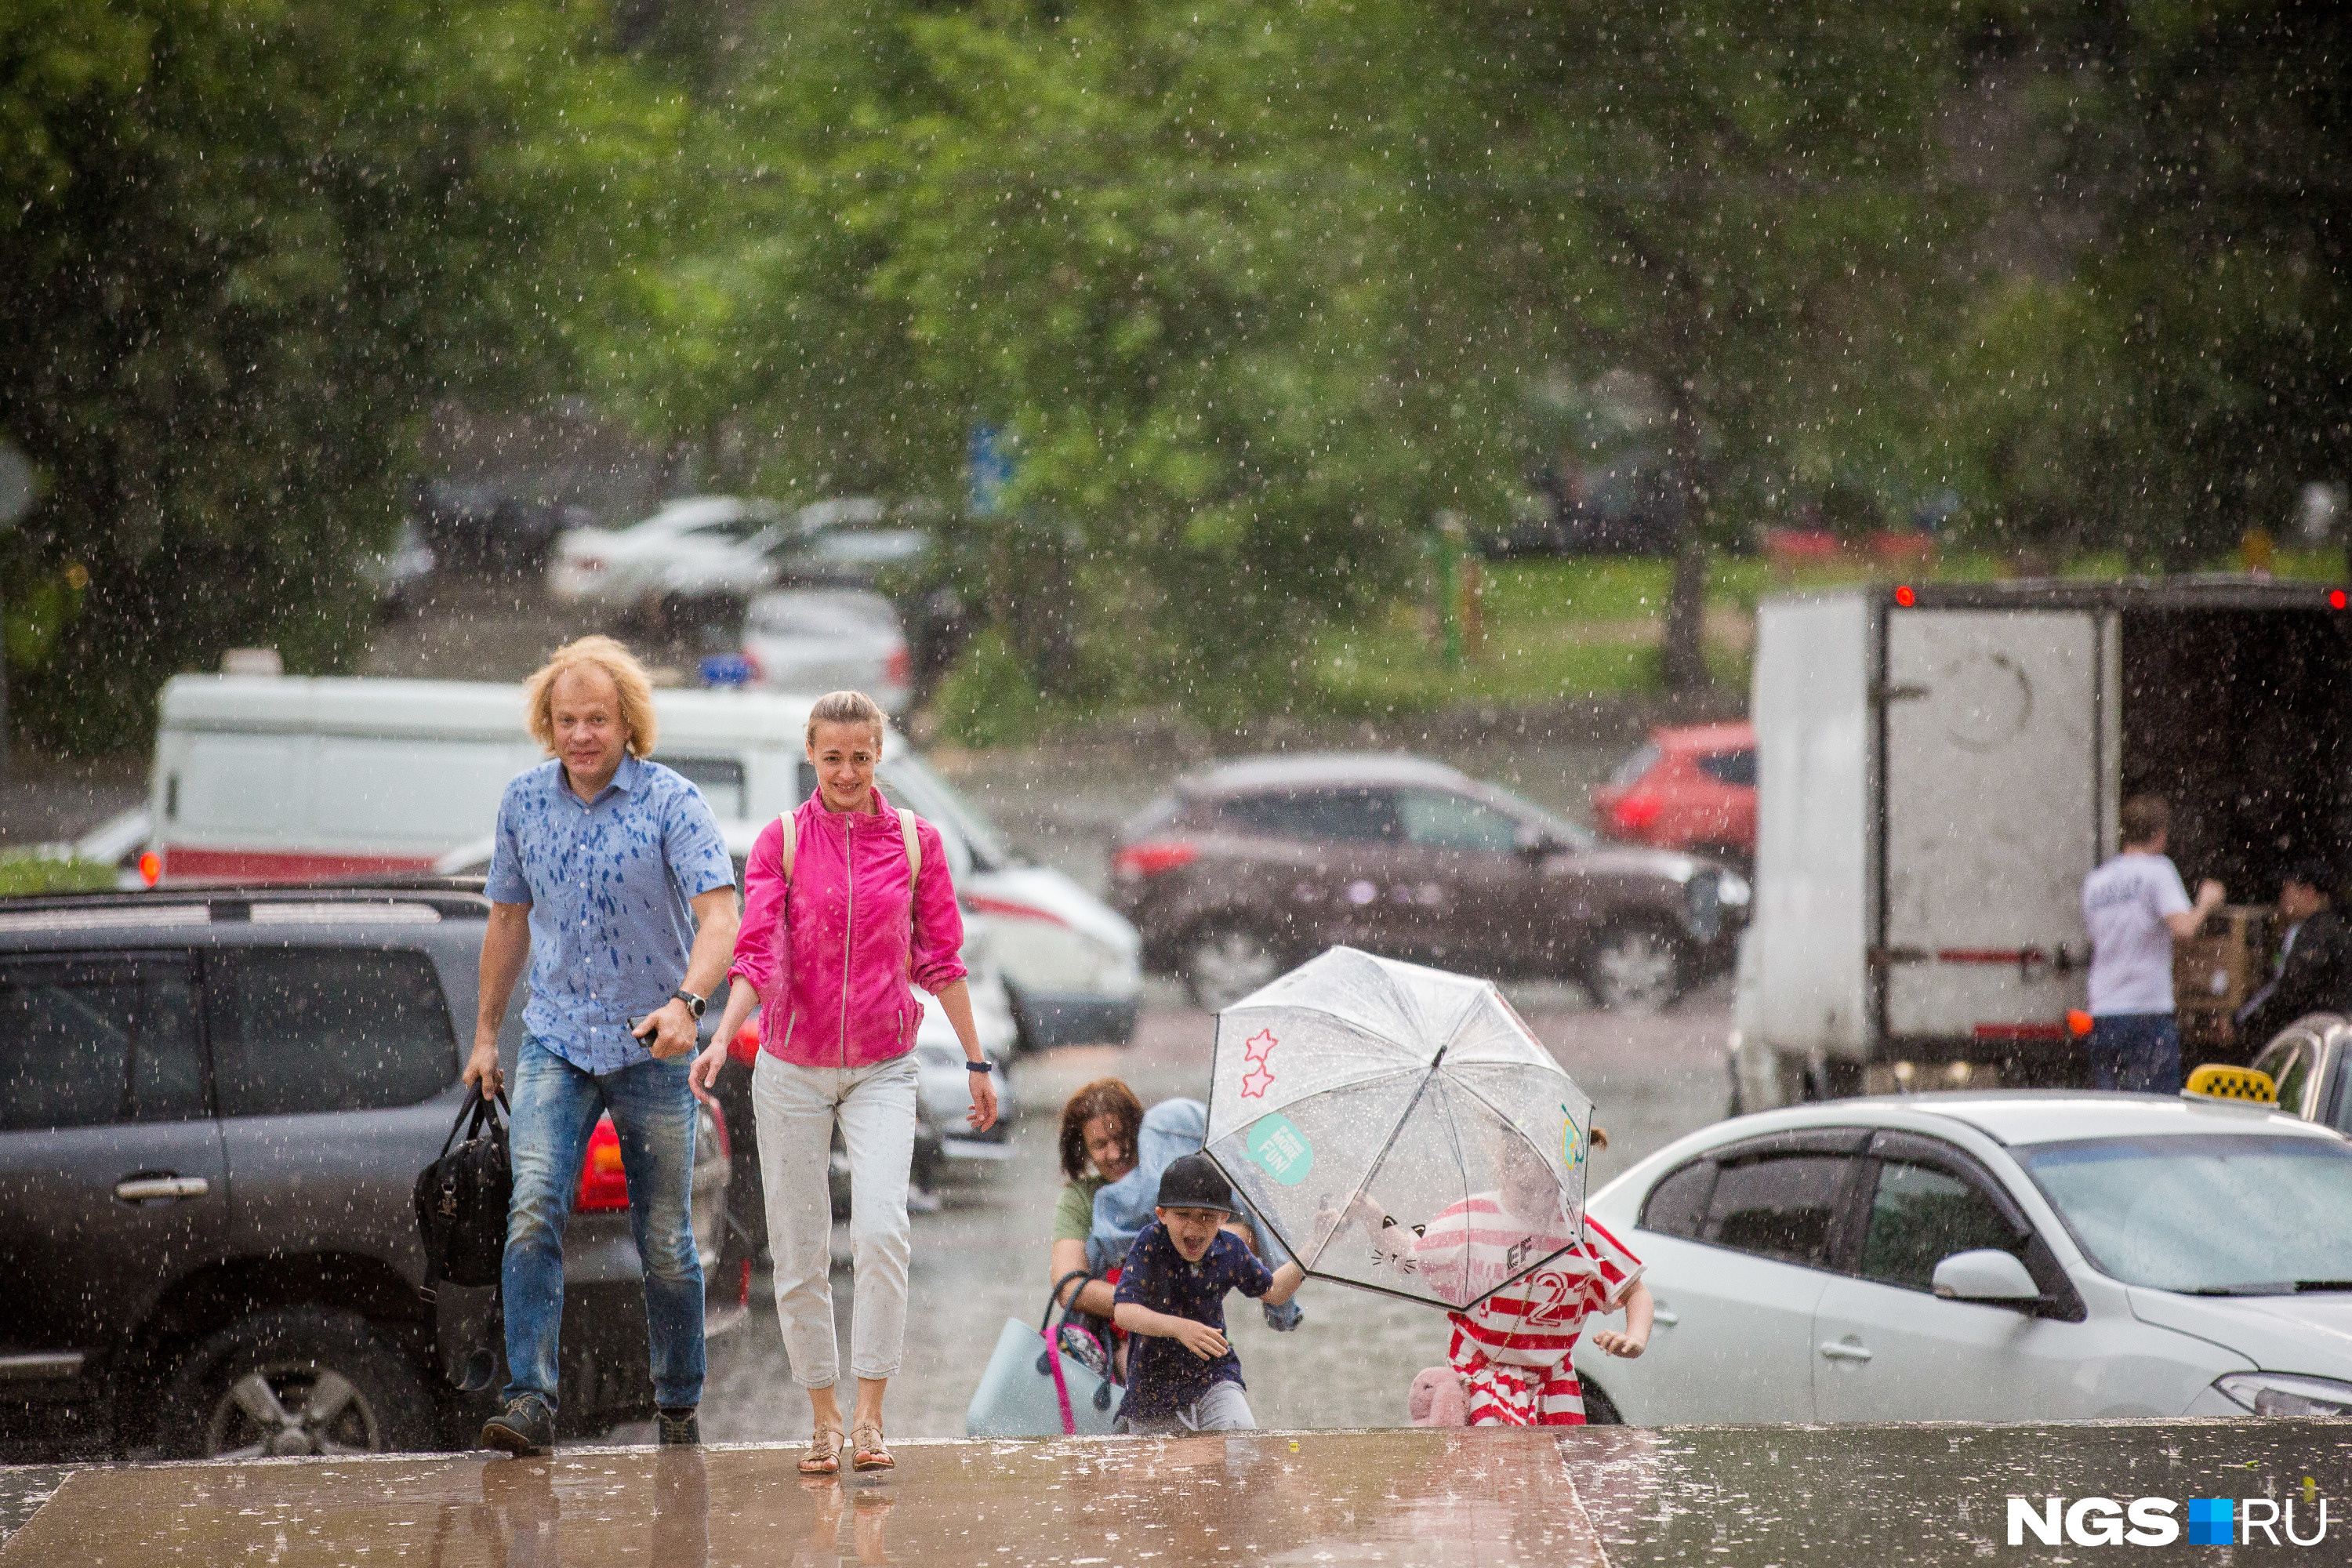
[{"xmin": 1931, "ymin": 1248, "xmax": 2041, "ymax": 1305}]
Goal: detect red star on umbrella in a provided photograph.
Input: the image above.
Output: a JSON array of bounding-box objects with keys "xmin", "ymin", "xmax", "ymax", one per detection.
[
  {"xmin": 1243, "ymin": 1029, "xmax": 1278, "ymax": 1065},
  {"xmin": 1240, "ymin": 1062, "xmax": 1275, "ymax": 1098}
]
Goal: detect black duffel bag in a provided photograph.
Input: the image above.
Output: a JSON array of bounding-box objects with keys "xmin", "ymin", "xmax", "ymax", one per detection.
[
  {"xmin": 415, "ymin": 1091, "xmax": 512, "ymax": 1391},
  {"xmin": 416, "ymin": 1090, "xmax": 514, "ymax": 1295}
]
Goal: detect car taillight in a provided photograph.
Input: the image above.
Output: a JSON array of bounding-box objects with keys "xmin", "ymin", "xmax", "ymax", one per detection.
[
  {"xmin": 138, "ymin": 851, "xmax": 161, "ymax": 887},
  {"xmin": 885, "ymin": 644, "xmax": 910, "ymax": 686},
  {"xmin": 1613, "ymin": 793, "xmax": 1662, "ymax": 833},
  {"xmin": 739, "ymin": 646, "xmax": 765, "ymax": 684},
  {"xmin": 1112, "ymin": 840, "xmax": 1200, "ymax": 880},
  {"xmin": 575, "ymin": 1116, "xmax": 630, "ymax": 1210},
  {"xmin": 728, "ymin": 1012, "xmax": 761, "ymax": 1067}
]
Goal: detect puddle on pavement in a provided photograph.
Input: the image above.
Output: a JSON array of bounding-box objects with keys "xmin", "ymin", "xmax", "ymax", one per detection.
[{"xmin": 4, "ymin": 1422, "xmax": 2349, "ymax": 1566}]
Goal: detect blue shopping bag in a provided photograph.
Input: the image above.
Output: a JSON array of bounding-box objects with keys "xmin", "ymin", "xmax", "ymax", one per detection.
[{"xmin": 964, "ymin": 1273, "xmax": 1120, "ymax": 1438}]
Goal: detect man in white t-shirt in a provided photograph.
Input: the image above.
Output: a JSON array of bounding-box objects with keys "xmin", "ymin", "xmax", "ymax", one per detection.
[{"xmin": 2081, "ymin": 794, "xmax": 2224, "ymax": 1092}]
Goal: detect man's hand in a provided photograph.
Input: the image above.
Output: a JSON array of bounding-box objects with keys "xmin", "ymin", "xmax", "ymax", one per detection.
[
  {"xmin": 463, "ymin": 1037, "xmax": 504, "ymax": 1102},
  {"xmin": 1169, "ymin": 1319, "xmax": 1229, "ymax": 1361},
  {"xmin": 966, "ymin": 1067, "xmax": 999, "ymax": 1132},
  {"xmin": 2196, "ymin": 878, "xmax": 2227, "ymax": 911},
  {"xmin": 688, "ymin": 1039, "xmax": 730, "ymax": 1109},
  {"xmin": 635, "ymin": 998, "xmax": 699, "ymax": 1060}
]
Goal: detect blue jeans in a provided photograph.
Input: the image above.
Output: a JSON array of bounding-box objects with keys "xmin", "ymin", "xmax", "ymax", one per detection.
[
  {"xmin": 503, "ymin": 1036, "xmax": 705, "ymax": 1414},
  {"xmin": 2089, "ymin": 1012, "xmax": 2183, "ymax": 1094}
]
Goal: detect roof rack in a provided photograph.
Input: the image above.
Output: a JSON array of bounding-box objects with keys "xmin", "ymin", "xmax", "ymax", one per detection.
[{"xmin": 0, "ymin": 877, "xmax": 491, "ymax": 924}]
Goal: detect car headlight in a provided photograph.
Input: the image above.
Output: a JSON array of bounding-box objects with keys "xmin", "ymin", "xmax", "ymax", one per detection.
[
  {"xmin": 2213, "ymin": 1370, "xmax": 2352, "ymax": 1418},
  {"xmin": 1716, "ymin": 869, "xmax": 1751, "ymax": 909}
]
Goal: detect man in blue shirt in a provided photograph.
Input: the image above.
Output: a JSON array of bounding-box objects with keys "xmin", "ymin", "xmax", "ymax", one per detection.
[
  {"xmin": 1112, "ymin": 1154, "xmax": 1304, "ymax": 1434},
  {"xmin": 463, "ymin": 636, "xmax": 739, "ymax": 1456}
]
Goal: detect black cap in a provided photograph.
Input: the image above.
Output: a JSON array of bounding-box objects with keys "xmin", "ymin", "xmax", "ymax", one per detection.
[{"xmin": 1156, "ymin": 1152, "xmax": 1234, "ymax": 1214}]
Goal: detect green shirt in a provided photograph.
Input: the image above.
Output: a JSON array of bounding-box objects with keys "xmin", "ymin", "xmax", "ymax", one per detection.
[{"xmin": 1054, "ymin": 1175, "xmax": 1108, "ymax": 1245}]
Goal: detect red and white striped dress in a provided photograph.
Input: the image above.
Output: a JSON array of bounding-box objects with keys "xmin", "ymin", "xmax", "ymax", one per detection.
[{"xmin": 1412, "ymin": 1197, "xmax": 1643, "ymax": 1427}]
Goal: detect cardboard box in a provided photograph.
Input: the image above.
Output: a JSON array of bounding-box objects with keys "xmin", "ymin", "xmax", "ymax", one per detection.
[{"xmin": 2176, "ymin": 905, "xmax": 2274, "ymax": 1052}]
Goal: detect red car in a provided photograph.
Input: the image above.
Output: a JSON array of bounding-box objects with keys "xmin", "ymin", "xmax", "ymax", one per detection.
[{"xmin": 1592, "ymin": 722, "xmax": 1756, "ymax": 862}]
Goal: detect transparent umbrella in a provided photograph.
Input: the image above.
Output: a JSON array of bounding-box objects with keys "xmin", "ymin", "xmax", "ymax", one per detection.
[{"xmin": 1204, "ymin": 946, "xmax": 1597, "ymax": 1312}]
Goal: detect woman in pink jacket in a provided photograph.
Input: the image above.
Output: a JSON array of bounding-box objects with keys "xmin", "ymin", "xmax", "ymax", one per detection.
[{"xmin": 691, "ymin": 689, "xmax": 996, "ymax": 1475}]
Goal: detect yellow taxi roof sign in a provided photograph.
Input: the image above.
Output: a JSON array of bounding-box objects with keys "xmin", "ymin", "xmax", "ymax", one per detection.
[{"xmin": 2183, "ymin": 1064, "xmax": 2278, "ymax": 1106}]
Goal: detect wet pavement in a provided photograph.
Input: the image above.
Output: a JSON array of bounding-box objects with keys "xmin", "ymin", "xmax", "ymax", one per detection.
[
  {"xmin": 8, "ymin": 1420, "xmax": 2349, "ymax": 1565},
  {"xmin": 690, "ymin": 983, "xmax": 1731, "ymax": 1446}
]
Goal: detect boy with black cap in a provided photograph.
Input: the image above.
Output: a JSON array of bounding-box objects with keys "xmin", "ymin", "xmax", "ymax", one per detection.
[{"xmin": 1111, "ymin": 1152, "xmax": 1304, "ymax": 1434}]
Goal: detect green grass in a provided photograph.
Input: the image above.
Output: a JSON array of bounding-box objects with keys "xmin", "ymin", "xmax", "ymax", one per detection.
[
  {"xmin": 1305, "ymin": 545, "xmax": 2350, "ymax": 713},
  {"xmin": 0, "ymin": 853, "xmax": 119, "ymax": 896}
]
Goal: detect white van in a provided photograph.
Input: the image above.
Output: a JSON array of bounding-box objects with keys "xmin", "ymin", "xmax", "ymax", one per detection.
[{"xmin": 152, "ymin": 676, "xmax": 1140, "ymax": 1048}]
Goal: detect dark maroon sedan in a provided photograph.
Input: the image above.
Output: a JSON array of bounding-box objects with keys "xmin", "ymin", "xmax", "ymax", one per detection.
[{"xmin": 1108, "ymin": 753, "xmax": 1748, "ymax": 1011}]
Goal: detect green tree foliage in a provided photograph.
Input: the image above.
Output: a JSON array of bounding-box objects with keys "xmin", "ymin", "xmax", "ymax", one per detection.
[
  {"xmin": 630, "ymin": 0, "xmax": 1971, "ymax": 711},
  {"xmin": 0, "ymin": 0, "xmax": 674, "ymax": 752},
  {"xmin": 1940, "ymin": 1, "xmax": 2352, "ymax": 566}
]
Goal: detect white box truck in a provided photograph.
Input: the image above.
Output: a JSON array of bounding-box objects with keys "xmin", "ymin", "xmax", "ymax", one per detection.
[{"xmin": 1733, "ymin": 577, "xmax": 2352, "ymax": 1110}]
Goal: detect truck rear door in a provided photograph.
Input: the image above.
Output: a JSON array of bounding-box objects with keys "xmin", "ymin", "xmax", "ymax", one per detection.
[{"xmin": 1881, "ymin": 608, "xmax": 2110, "ymax": 1048}]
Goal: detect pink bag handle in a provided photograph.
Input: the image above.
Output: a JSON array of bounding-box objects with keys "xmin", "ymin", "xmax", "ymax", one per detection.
[{"xmin": 1040, "ymin": 1269, "xmax": 1096, "ymax": 1436}]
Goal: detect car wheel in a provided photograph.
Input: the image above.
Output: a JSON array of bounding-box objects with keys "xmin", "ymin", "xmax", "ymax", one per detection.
[
  {"xmin": 158, "ymin": 1308, "xmax": 437, "ymax": 1459},
  {"xmin": 1585, "ymin": 924, "xmax": 1681, "ymax": 1012},
  {"xmin": 1579, "ymin": 1378, "xmax": 1626, "ymax": 1425},
  {"xmin": 1183, "ymin": 925, "xmax": 1283, "ymax": 1011}
]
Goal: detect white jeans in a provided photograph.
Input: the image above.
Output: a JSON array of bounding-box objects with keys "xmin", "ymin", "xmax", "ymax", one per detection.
[{"xmin": 752, "ymin": 1050, "xmax": 920, "ymax": 1387}]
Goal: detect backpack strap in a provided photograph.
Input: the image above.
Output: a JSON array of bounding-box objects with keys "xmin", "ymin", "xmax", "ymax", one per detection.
[
  {"xmin": 776, "ymin": 808, "xmax": 797, "ymax": 882},
  {"xmin": 898, "ymin": 808, "xmax": 923, "ymax": 962}
]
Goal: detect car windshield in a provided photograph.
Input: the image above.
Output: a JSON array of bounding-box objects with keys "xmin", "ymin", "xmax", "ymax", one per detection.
[
  {"xmin": 2019, "ymin": 1132, "xmax": 2352, "ymax": 1294},
  {"xmin": 1608, "ymin": 742, "xmax": 1661, "ymax": 789},
  {"xmin": 880, "ymin": 752, "xmax": 1016, "ymax": 871}
]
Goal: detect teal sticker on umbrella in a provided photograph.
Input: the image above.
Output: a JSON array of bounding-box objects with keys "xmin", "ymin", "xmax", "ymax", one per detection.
[
  {"xmin": 1561, "ymin": 1104, "xmax": 1586, "ymax": 1173},
  {"xmin": 1245, "ymin": 1113, "xmax": 1314, "ymax": 1186}
]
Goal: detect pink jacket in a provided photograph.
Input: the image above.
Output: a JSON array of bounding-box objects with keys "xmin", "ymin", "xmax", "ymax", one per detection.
[{"xmin": 728, "ymin": 787, "xmax": 968, "ymax": 1069}]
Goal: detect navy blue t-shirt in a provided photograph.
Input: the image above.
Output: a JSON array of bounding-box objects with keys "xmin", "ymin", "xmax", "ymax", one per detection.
[{"xmin": 1114, "ymin": 1221, "xmax": 1275, "ymax": 1422}]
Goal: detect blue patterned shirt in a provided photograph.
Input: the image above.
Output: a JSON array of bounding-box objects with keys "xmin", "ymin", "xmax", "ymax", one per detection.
[{"xmin": 485, "ymin": 754, "xmax": 735, "ymax": 1073}]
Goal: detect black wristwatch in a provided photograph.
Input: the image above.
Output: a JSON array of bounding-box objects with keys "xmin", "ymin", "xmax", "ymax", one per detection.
[
  {"xmin": 966, "ymin": 1059, "xmax": 995, "ymax": 1073},
  {"xmin": 671, "ymin": 989, "xmax": 707, "ymax": 1021}
]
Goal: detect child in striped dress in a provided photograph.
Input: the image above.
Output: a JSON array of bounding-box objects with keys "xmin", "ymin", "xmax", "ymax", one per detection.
[{"xmin": 1341, "ymin": 1130, "xmax": 1653, "ymax": 1426}]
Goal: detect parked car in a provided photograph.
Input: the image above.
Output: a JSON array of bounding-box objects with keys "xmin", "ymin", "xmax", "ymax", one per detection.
[
  {"xmin": 545, "ymin": 495, "xmax": 786, "ymax": 618},
  {"xmin": 741, "ymin": 588, "xmax": 912, "ymax": 714},
  {"xmin": 760, "ymin": 495, "xmax": 933, "ymax": 588},
  {"xmin": 1591, "ymin": 722, "xmax": 1755, "ymax": 863},
  {"xmin": 1573, "ymin": 1091, "xmax": 2352, "ymax": 1425},
  {"xmin": 2245, "ymin": 1016, "xmax": 2352, "ymax": 1136},
  {"xmin": 0, "ymin": 883, "xmax": 742, "ymax": 1461},
  {"xmin": 413, "ymin": 480, "xmax": 579, "ymax": 572},
  {"xmin": 360, "ymin": 519, "xmax": 437, "ymax": 616},
  {"xmin": 1108, "ymin": 753, "xmax": 1747, "ymax": 1011}
]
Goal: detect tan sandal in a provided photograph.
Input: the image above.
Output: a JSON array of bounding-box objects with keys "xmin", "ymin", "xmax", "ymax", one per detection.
[
  {"xmin": 798, "ymin": 1427, "xmax": 846, "ymax": 1475},
  {"xmin": 850, "ymin": 1423, "xmax": 895, "ymax": 1472}
]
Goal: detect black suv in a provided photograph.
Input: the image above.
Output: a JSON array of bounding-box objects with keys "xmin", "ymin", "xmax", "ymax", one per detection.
[{"xmin": 0, "ymin": 883, "xmax": 740, "ymax": 1461}]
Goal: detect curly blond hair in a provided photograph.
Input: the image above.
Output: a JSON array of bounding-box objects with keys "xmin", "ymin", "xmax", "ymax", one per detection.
[{"xmin": 524, "ymin": 636, "xmax": 659, "ymax": 757}]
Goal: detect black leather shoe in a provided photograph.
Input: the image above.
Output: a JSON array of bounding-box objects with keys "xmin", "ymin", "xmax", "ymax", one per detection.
[
  {"xmin": 481, "ymin": 1396, "xmax": 555, "ymax": 1457},
  {"xmin": 657, "ymin": 1406, "xmax": 701, "ymax": 1446}
]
